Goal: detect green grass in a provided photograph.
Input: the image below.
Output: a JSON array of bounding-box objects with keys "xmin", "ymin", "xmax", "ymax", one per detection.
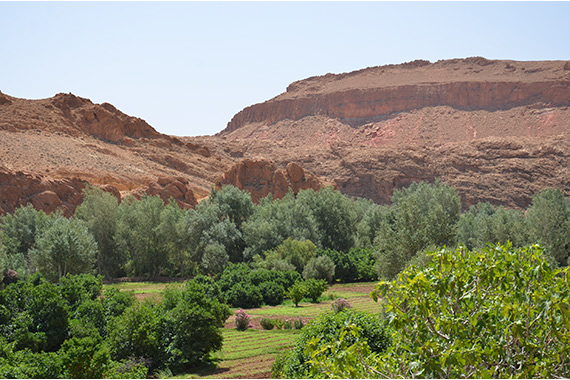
[
  {"xmin": 103, "ymin": 281, "xmax": 172, "ymax": 301},
  {"xmin": 106, "ymin": 279, "xmax": 381, "ymax": 378},
  {"xmin": 174, "ymin": 329, "xmax": 300, "ymax": 379}
]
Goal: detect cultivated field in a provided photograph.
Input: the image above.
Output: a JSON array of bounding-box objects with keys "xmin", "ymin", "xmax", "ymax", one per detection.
[{"xmin": 103, "ymin": 281, "xmax": 380, "ymax": 378}]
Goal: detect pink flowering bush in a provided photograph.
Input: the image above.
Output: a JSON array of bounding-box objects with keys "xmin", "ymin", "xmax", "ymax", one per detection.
[
  {"xmin": 235, "ymin": 309, "xmax": 251, "ymax": 331},
  {"xmin": 331, "ymin": 298, "xmax": 352, "ymax": 313}
]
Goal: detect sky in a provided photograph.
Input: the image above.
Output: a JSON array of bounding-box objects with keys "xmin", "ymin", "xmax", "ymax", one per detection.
[{"xmin": 1, "ymin": 2, "xmax": 569, "ymax": 137}]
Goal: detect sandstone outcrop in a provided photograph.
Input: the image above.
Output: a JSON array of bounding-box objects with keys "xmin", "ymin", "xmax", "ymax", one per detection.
[
  {"xmin": 0, "ymin": 165, "xmax": 199, "ymax": 216},
  {"xmin": 215, "ymin": 159, "xmax": 328, "ymax": 202},
  {"xmin": 0, "ymin": 92, "xmax": 233, "ymax": 212},
  {"xmin": 223, "ymin": 58, "xmax": 570, "ymax": 135},
  {"xmin": 133, "ymin": 176, "xmax": 198, "ymax": 209},
  {"xmin": 1, "ymin": 58, "xmax": 569, "ymax": 215},
  {"xmin": 0, "ymin": 92, "xmax": 163, "ymax": 143},
  {"xmin": 198, "ymin": 58, "xmax": 570, "ymax": 209},
  {"xmin": 0, "ymin": 166, "xmax": 87, "ymax": 216}
]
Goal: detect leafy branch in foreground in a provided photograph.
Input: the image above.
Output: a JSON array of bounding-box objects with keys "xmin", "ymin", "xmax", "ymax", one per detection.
[
  {"xmin": 306, "ymin": 243, "xmax": 570, "ymax": 378},
  {"xmin": 374, "ymin": 243, "xmax": 570, "ymax": 378}
]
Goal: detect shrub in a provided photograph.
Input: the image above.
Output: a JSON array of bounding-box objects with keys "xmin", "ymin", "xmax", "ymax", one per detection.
[
  {"xmin": 283, "ymin": 319, "xmax": 293, "ymax": 330},
  {"xmin": 224, "ymin": 282, "xmax": 262, "ymax": 309},
  {"xmin": 59, "ymin": 334, "xmax": 111, "ymax": 379},
  {"xmin": 260, "ymin": 317, "xmax": 275, "ymax": 330},
  {"xmin": 302, "ymin": 255, "xmax": 335, "ymax": 283},
  {"xmin": 107, "ymin": 302, "xmax": 161, "ymax": 368},
  {"xmin": 285, "ymin": 282, "xmax": 306, "ymax": 307},
  {"xmin": 235, "ymin": 309, "xmax": 250, "ymax": 331},
  {"xmin": 259, "ymin": 281, "xmax": 285, "ymax": 306},
  {"xmin": 273, "ymin": 310, "xmax": 389, "ymax": 378},
  {"xmin": 303, "ymin": 278, "xmax": 328, "ymax": 303},
  {"xmin": 293, "ymin": 318, "xmax": 305, "ymax": 330},
  {"xmin": 273, "ymin": 318, "xmax": 284, "ymax": 330},
  {"xmin": 366, "ymin": 244, "xmax": 570, "ymax": 378},
  {"xmin": 58, "ymin": 273, "xmax": 103, "ymax": 311},
  {"xmin": 331, "ymin": 298, "xmax": 352, "ymax": 313}
]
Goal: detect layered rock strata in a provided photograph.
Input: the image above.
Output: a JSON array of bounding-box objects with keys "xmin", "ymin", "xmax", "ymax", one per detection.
[{"xmin": 223, "ymin": 58, "xmax": 570, "ymax": 134}]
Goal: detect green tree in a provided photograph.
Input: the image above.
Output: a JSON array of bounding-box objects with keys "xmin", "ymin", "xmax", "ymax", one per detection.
[
  {"xmin": 456, "ymin": 202, "xmax": 530, "ymax": 250},
  {"xmin": 368, "ymin": 243, "xmax": 570, "ymax": 378},
  {"xmin": 302, "ymin": 255, "xmax": 335, "ymax": 283},
  {"xmin": 30, "ymin": 216, "xmax": 97, "ymax": 280},
  {"xmin": 156, "ymin": 199, "xmax": 188, "ymax": 276},
  {"xmin": 0, "ymin": 274, "xmax": 69, "ymax": 352},
  {"xmin": 353, "ymin": 199, "xmax": 389, "ymax": 249},
  {"xmin": 375, "ymin": 180, "xmax": 461, "ymax": 279},
  {"xmin": 243, "ymin": 190, "xmax": 321, "ymax": 260},
  {"xmin": 255, "ymin": 238, "xmax": 317, "ymax": 273},
  {"xmin": 526, "ymin": 188, "xmax": 570, "ymax": 266},
  {"xmin": 285, "ymin": 281, "xmax": 306, "ymax": 307},
  {"xmin": 59, "ymin": 334, "xmax": 111, "ymax": 379},
  {"xmin": 302, "ymin": 187, "xmax": 357, "ymax": 252},
  {"xmin": 159, "ymin": 281, "xmax": 230, "ymax": 372},
  {"xmin": 272, "ymin": 309, "xmax": 390, "ymax": 378},
  {"xmin": 0, "ymin": 205, "xmax": 50, "ymax": 277},
  {"xmin": 208, "ymin": 185, "xmax": 254, "ymax": 229},
  {"xmin": 75, "ymin": 185, "xmax": 121, "ymax": 278},
  {"xmin": 200, "ymin": 242, "xmax": 228, "ymax": 276},
  {"xmin": 303, "ymin": 278, "xmax": 328, "ymax": 302},
  {"xmin": 107, "ymin": 301, "xmax": 161, "ymax": 369},
  {"xmin": 115, "ymin": 195, "xmax": 166, "ymax": 277}
]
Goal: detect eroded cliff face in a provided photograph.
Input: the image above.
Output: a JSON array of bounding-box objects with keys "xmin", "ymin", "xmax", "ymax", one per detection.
[
  {"xmin": 0, "ymin": 92, "xmax": 163, "ymax": 143},
  {"xmin": 215, "ymin": 159, "xmax": 329, "ymax": 203},
  {"xmin": 200, "ymin": 58, "xmax": 570, "ymax": 209},
  {"xmin": 0, "ymin": 165, "xmax": 198, "ymax": 217},
  {"xmin": 0, "ymin": 92, "xmax": 230, "ymax": 215},
  {"xmin": 223, "ymin": 58, "xmax": 570, "ymax": 134}
]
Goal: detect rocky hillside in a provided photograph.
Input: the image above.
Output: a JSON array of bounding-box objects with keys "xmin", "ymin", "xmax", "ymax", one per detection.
[
  {"xmin": 201, "ymin": 58, "xmax": 570, "ymax": 208},
  {"xmin": 0, "ymin": 92, "xmax": 237, "ymax": 215},
  {"xmin": 1, "ymin": 57, "xmax": 568, "ymax": 215}
]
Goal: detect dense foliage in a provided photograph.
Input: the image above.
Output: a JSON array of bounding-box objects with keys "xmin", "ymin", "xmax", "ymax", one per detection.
[
  {"xmin": 0, "ymin": 180, "xmax": 568, "ymax": 377},
  {"xmin": 1, "ymin": 183, "xmax": 567, "ymax": 283},
  {"xmin": 0, "ymin": 274, "xmax": 230, "ymax": 377},
  {"xmin": 272, "ymin": 309, "xmax": 390, "ymax": 378},
  {"xmin": 305, "ymin": 244, "xmax": 570, "ymax": 378}
]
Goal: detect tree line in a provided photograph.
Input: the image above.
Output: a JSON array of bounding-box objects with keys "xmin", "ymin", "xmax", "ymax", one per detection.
[{"xmin": 1, "ymin": 182, "xmax": 568, "ymax": 283}]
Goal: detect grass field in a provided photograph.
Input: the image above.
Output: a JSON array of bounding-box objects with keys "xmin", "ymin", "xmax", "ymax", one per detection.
[{"xmin": 105, "ymin": 281, "xmax": 380, "ymax": 378}]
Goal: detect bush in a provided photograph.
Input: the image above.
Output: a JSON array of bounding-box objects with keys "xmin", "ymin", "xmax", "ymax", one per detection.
[
  {"xmin": 331, "ymin": 298, "xmax": 352, "ymax": 313},
  {"xmin": 107, "ymin": 302, "xmax": 161, "ymax": 368},
  {"xmin": 259, "ymin": 281, "xmax": 285, "ymax": 306},
  {"xmin": 272, "ymin": 310, "xmax": 389, "ymax": 378},
  {"xmin": 302, "ymin": 255, "xmax": 335, "ymax": 283},
  {"xmin": 366, "ymin": 244, "xmax": 570, "ymax": 378},
  {"xmin": 59, "ymin": 334, "xmax": 111, "ymax": 379},
  {"xmin": 58, "ymin": 273, "xmax": 103, "ymax": 311},
  {"xmin": 283, "ymin": 319, "xmax": 293, "ymax": 330},
  {"xmin": 303, "ymin": 278, "xmax": 328, "ymax": 303},
  {"xmin": 224, "ymin": 282, "xmax": 262, "ymax": 309},
  {"xmin": 273, "ymin": 318, "xmax": 284, "ymax": 330},
  {"xmin": 260, "ymin": 317, "xmax": 275, "ymax": 330},
  {"xmin": 235, "ymin": 309, "xmax": 250, "ymax": 331},
  {"xmin": 293, "ymin": 318, "xmax": 305, "ymax": 330},
  {"xmin": 285, "ymin": 282, "xmax": 306, "ymax": 307}
]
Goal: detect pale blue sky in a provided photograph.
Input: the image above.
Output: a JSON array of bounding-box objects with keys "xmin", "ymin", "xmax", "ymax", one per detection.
[{"xmin": 1, "ymin": 2, "xmax": 569, "ymax": 137}]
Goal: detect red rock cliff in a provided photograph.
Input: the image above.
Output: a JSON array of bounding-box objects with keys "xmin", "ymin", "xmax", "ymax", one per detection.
[
  {"xmin": 223, "ymin": 58, "xmax": 570, "ymax": 133},
  {"xmin": 215, "ymin": 159, "xmax": 329, "ymax": 203}
]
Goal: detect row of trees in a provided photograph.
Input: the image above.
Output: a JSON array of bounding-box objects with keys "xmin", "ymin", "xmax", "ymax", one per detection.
[{"xmin": 1, "ymin": 182, "xmax": 568, "ymax": 282}]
